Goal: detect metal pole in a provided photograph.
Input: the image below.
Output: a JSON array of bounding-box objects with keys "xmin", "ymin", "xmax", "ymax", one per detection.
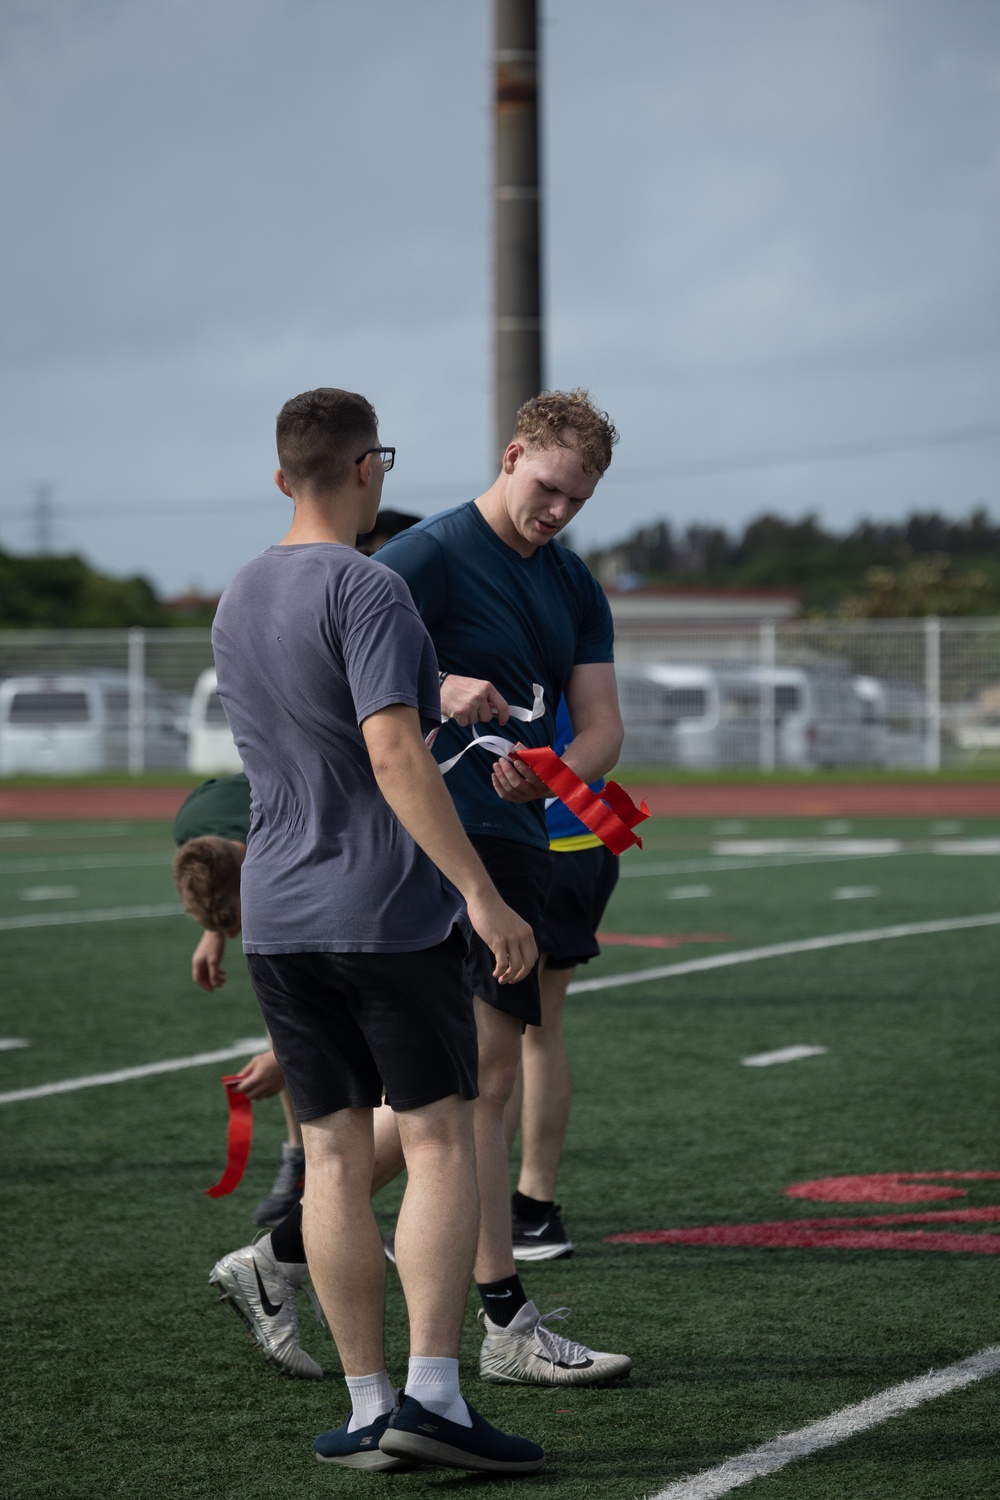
[
  {"xmin": 127, "ymin": 627, "xmax": 145, "ymax": 776},
  {"xmin": 759, "ymin": 620, "xmax": 776, "ymax": 772},
  {"xmin": 924, "ymin": 615, "xmax": 941, "ymax": 772},
  {"xmin": 494, "ymin": 0, "xmax": 543, "ymax": 463}
]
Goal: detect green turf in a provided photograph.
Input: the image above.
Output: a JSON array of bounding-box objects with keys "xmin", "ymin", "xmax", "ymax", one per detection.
[{"xmin": 2, "ymin": 817, "xmax": 998, "ymax": 1498}]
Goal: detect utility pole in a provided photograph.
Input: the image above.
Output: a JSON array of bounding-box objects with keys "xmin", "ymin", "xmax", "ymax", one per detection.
[
  {"xmin": 494, "ymin": 0, "xmax": 543, "ymax": 464},
  {"xmin": 34, "ymin": 483, "xmax": 53, "ymax": 554}
]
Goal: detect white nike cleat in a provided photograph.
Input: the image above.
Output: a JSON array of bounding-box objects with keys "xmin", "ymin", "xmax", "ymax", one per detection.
[
  {"xmin": 478, "ymin": 1300, "xmax": 632, "ymax": 1386},
  {"xmin": 208, "ymin": 1233, "xmax": 325, "ymax": 1379}
]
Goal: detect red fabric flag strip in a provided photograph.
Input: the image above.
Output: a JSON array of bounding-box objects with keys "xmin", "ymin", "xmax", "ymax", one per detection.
[
  {"xmin": 203, "ymin": 1075, "xmax": 254, "ymax": 1198},
  {"xmin": 513, "ymin": 746, "xmax": 650, "ymax": 855}
]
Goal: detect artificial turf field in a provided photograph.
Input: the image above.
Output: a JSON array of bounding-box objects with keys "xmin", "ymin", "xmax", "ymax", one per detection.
[{"xmin": 1, "ymin": 812, "xmax": 998, "ymax": 1499}]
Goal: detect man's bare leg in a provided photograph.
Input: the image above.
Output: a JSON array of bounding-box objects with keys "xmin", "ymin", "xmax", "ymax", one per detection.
[
  {"xmin": 373, "ymin": 1101, "xmax": 405, "ymax": 1193},
  {"xmin": 300, "ymin": 1107, "xmax": 385, "ymax": 1375},
  {"xmin": 516, "ymin": 959, "xmax": 574, "ymax": 1203},
  {"xmin": 280, "ymin": 1088, "xmax": 303, "ymax": 1148},
  {"xmin": 471, "ymin": 996, "xmax": 523, "ymax": 1285},
  {"xmin": 393, "ymin": 1095, "xmax": 478, "ymax": 1356}
]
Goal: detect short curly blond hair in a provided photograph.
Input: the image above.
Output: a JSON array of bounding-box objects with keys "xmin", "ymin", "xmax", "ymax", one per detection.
[
  {"xmin": 513, "ymin": 389, "xmax": 619, "ymax": 476},
  {"xmin": 172, "ymin": 837, "xmax": 242, "ymax": 932}
]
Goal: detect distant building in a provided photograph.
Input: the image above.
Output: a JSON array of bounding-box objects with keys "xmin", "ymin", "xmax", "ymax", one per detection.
[{"xmin": 604, "ymin": 585, "xmax": 802, "ymax": 624}]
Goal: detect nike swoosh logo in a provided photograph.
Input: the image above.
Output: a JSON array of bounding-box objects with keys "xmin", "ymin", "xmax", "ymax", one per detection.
[
  {"xmin": 485, "ymin": 1290, "xmax": 513, "ymax": 1298},
  {"xmin": 253, "ymin": 1263, "xmax": 284, "ymax": 1318},
  {"xmin": 522, "ymin": 1223, "xmax": 551, "ymax": 1237}
]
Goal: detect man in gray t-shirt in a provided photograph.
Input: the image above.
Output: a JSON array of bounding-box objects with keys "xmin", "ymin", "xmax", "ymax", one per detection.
[{"xmin": 212, "ymin": 387, "xmax": 541, "ymax": 1475}]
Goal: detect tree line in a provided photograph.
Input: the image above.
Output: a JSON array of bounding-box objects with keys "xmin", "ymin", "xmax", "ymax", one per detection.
[
  {"xmin": 581, "ymin": 507, "xmax": 1000, "ymax": 616},
  {"xmin": 1, "ymin": 506, "xmax": 998, "ymax": 627}
]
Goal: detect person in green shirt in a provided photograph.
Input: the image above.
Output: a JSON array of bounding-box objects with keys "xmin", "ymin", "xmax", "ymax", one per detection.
[{"xmin": 172, "ymin": 772, "xmax": 304, "ymax": 1226}]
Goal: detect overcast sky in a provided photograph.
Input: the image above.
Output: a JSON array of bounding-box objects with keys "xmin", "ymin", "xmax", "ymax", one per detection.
[{"xmin": 1, "ymin": 0, "xmax": 998, "ymax": 596}]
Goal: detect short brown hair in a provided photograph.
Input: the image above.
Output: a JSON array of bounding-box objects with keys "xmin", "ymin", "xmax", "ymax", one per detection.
[
  {"xmin": 172, "ymin": 837, "xmax": 242, "ymax": 931},
  {"xmin": 513, "ymin": 389, "xmax": 619, "ymax": 476},
  {"xmin": 276, "ymin": 387, "xmax": 378, "ymax": 493}
]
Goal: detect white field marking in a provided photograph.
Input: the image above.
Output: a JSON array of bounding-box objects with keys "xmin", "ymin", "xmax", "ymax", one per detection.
[
  {"xmin": 0, "ymin": 822, "xmax": 129, "ymax": 840},
  {"xmin": 619, "ymin": 851, "xmax": 897, "ymax": 880},
  {"xmin": 0, "ymin": 852, "xmax": 171, "ymax": 875},
  {"xmin": 831, "ymin": 886, "xmax": 879, "ymax": 900},
  {"xmin": 715, "ymin": 839, "xmax": 901, "ymax": 856},
  {"xmin": 667, "ymin": 885, "xmax": 713, "ymax": 900},
  {"xmin": 0, "ymin": 1038, "xmax": 30, "ymax": 1051},
  {"xmin": 933, "ymin": 838, "xmax": 1000, "ymax": 855},
  {"xmin": 0, "ymin": 1038, "xmax": 270, "ymax": 1106},
  {"xmin": 741, "ymin": 1045, "xmax": 828, "ymax": 1067},
  {"xmin": 0, "ymin": 902, "xmax": 182, "ymax": 933},
  {"xmin": 931, "ymin": 820, "xmax": 963, "ymax": 835},
  {"xmin": 19, "ymin": 885, "xmax": 79, "ymax": 902},
  {"xmin": 567, "ymin": 912, "xmax": 1000, "ymax": 995},
  {"xmin": 647, "ymin": 1344, "xmax": 1000, "ymax": 1500}
]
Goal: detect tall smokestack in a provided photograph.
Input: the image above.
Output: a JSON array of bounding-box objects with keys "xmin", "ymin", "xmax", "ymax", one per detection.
[{"xmin": 493, "ymin": 0, "xmax": 542, "ymax": 463}]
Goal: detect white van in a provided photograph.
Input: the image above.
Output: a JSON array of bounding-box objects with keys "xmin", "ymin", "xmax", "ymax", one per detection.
[
  {"xmin": 617, "ymin": 663, "xmax": 868, "ymax": 770},
  {"xmin": 714, "ymin": 667, "xmax": 868, "ymax": 770},
  {"xmin": 0, "ymin": 671, "xmax": 187, "ymax": 774},
  {"xmin": 617, "ymin": 665, "xmax": 722, "ymax": 769},
  {"xmin": 187, "ymin": 668, "xmax": 243, "ymax": 774},
  {"xmin": 853, "ymin": 676, "xmax": 927, "ymax": 768}
]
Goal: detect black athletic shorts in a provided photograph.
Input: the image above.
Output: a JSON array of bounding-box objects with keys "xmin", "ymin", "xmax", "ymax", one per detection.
[
  {"xmin": 538, "ymin": 844, "xmax": 620, "ymax": 970},
  {"xmin": 245, "ymin": 927, "xmax": 478, "ymax": 1122},
  {"xmin": 467, "ymin": 835, "xmax": 552, "ymax": 1028}
]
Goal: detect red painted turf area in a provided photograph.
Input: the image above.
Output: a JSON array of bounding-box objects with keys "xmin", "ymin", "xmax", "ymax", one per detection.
[{"xmin": 0, "ymin": 781, "xmax": 996, "ymax": 821}]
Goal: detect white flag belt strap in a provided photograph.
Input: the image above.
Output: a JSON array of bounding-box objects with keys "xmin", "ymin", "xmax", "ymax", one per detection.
[{"xmin": 434, "ymin": 683, "xmax": 545, "ymax": 776}]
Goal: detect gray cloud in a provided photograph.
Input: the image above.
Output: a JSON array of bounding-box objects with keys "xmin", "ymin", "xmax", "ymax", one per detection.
[{"xmin": 0, "ymin": 0, "xmax": 997, "ymax": 589}]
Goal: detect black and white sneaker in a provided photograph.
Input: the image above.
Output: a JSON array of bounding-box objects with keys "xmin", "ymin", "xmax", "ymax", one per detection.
[{"xmin": 511, "ymin": 1201, "xmax": 574, "ymax": 1261}]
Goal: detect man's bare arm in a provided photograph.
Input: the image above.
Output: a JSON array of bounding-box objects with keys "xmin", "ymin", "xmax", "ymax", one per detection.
[
  {"xmin": 191, "ymin": 929, "xmax": 228, "ymax": 991},
  {"xmin": 361, "ymin": 704, "xmax": 537, "ymax": 982},
  {"xmin": 439, "ymin": 675, "xmax": 510, "ymax": 727},
  {"xmin": 491, "ymin": 662, "xmax": 624, "ymax": 803}
]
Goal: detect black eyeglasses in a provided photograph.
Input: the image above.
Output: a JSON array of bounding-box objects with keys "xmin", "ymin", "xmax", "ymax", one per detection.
[{"xmin": 355, "ymin": 447, "xmax": 395, "ymax": 472}]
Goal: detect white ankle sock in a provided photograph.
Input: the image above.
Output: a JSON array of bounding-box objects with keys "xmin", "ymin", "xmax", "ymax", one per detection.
[
  {"xmin": 345, "ymin": 1370, "xmax": 396, "ymax": 1433},
  {"xmin": 406, "ymin": 1355, "xmax": 471, "ymax": 1427}
]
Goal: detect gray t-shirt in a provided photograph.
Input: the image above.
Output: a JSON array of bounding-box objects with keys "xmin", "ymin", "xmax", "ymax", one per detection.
[{"xmin": 211, "ymin": 543, "xmax": 464, "ymax": 953}]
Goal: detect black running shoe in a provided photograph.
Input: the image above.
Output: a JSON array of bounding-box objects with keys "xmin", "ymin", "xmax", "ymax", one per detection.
[
  {"xmin": 379, "ymin": 1394, "xmax": 543, "ymax": 1473},
  {"xmin": 511, "ymin": 1201, "xmax": 574, "ymax": 1261},
  {"xmin": 253, "ymin": 1145, "xmax": 305, "ymax": 1226}
]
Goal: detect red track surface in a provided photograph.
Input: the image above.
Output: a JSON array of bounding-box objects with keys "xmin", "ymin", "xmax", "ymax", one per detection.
[
  {"xmin": 0, "ymin": 781, "xmax": 997, "ymax": 822},
  {"xmin": 631, "ymin": 782, "xmax": 1000, "ymax": 817}
]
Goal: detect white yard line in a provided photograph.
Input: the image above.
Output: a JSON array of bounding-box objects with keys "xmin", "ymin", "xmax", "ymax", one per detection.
[
  {"xmin": 619, "ymin": 851, "xmax": 896, "ymax": 879},
  {"xmin": 0, "ymin": 1038, "xmax": 270, "ymax": 1105},
  {"xmin": 741, "ymin": 1045, "xmax": 828, "ymax": 1067},
  {"xmin": 646, "ymin": 1344, "xmax": 1000, "ymax": 1499},
  {"xmin": 0, "ymin": 852, "xmax": 171, "ymax": 875},
  {"xmin": 0, "ymin": 1038, "xmax": 30, "ymax": 1051},
  {"xmin": 0, "ymin": 902, "xmax": 182, "ymax": 932},
  {"xmin": 569, "ymin": 912, "xmax": 1000, "ymax": 994}
]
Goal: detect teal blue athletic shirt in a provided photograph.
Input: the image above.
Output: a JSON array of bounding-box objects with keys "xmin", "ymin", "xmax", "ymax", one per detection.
[{"xmin": 377, "ymin": 501, "xmax": 614, "ymax": 850}]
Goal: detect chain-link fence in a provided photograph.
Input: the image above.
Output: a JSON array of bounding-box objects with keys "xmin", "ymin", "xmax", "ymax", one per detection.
[{"xmin": 1, "ymin": 620, "xmax": 999, "ymax": 774}]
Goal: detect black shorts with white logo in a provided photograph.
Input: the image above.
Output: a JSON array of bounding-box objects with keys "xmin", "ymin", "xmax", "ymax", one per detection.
[
  {"xmin": 466, "ymin": 835, "xmax": 552, "ymax": 1028},
  {"xmin": 538, "ymin": 844, "xmax": 620, "ymax": 970},
  {"xmin": 245, "ymin": 926, "xmax": 478, "ymax": 1122}
]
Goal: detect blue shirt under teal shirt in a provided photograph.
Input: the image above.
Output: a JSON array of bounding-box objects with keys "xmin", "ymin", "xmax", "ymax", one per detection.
[{"xmin": 378, "ymin": 501, "xmax": 614, "ymax": 850}]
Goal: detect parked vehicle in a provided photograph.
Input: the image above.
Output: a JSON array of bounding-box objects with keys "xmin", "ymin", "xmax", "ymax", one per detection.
[
  {"xmin": 852, "ymin": 676, "xmax": 927, "ymax": 768},
  {"xmin": 187, "ymin": 668, "xmax": 243, "ymax": 774},
  {"xmin": 0, "ymin": 671, "xmax": 187, "ymax": 774},
  {"xmin": 617, "ymin": 664, "xmax": 720, "ymax": 769},
  {"xmin": 618, "ymin": 662, "xmax": 869, "ymax": 770}
]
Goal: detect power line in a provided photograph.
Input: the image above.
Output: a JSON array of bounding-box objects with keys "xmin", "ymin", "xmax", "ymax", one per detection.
[{"xmin": 1, "ymin": 421, "xmax": 998, "ymax": 525}]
